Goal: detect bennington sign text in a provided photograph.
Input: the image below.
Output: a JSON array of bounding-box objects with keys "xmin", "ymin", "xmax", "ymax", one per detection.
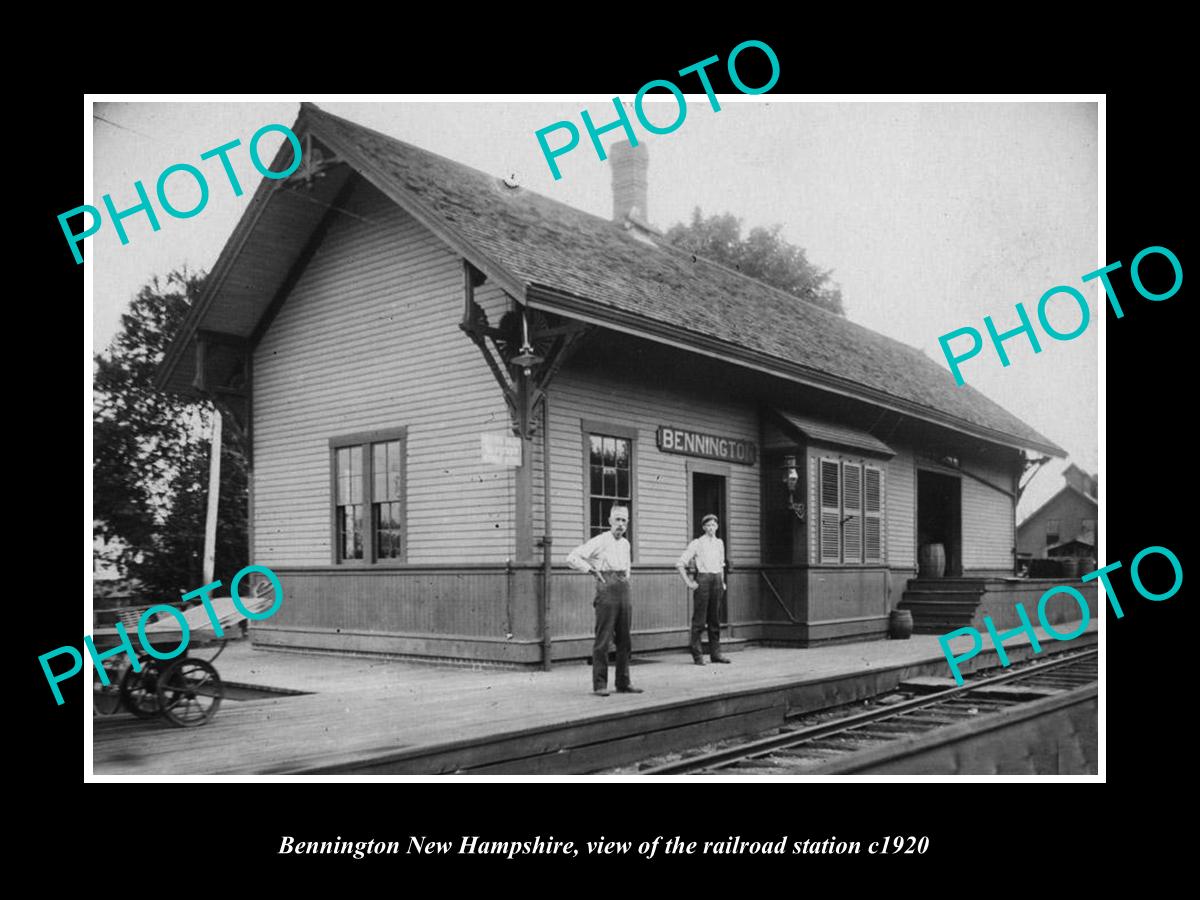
[{"xmin": 657, "ymin": 426, "xmax": 756, "ymax": 465}]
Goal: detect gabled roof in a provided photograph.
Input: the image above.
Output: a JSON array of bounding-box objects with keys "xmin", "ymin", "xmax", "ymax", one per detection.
[
  {"xmin": 159, "ymin": 103, "xmax": 1064, "ymax": 457},
  {"xmin": 1018, "ymin": 482, "xmax": 1099, "ymax": 529},
  {"xmin": 1047, "ymin": 536, "xmax": 1096, "ymax": 554}
]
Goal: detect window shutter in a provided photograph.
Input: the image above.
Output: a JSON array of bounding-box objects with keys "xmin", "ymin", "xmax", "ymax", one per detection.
[
  {"xmin": 842, "ymin": 462, "xmax": 862, "ymax": 563},
  {"xmin": 864, "ymin": 465, "xmax": 884, "ymax": 564},
  {"xmin": 819, "ymin": 458, "xmax": 840, "ymax": 564}
]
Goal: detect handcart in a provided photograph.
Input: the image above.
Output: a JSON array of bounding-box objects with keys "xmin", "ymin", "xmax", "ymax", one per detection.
[{"xmin": 93, "ymin": 573, "xmax": 277, "ymax": 727}]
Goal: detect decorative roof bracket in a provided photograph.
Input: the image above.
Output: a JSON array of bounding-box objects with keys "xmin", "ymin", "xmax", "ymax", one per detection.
[{"xmin": 459, "ymin": 261, "xmax": 592, "ymax": 439}]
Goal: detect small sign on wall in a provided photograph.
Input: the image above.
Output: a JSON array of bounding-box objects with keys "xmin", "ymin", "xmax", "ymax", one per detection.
[{"xmin": 481, "ymin": 432, "xmax": 522, "ymax": 467}]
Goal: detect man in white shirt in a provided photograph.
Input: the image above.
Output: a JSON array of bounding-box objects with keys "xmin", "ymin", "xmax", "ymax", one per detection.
[
  {"xmin": 566, "ymin": 505, "xmax": 643, "ymax": 696},
  {"xmin": 676, "ymin": 514, "xmax": 731, "ymax": 665}
]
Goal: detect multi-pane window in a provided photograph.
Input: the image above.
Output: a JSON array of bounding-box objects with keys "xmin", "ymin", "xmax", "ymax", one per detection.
[
  {"xmin": 373, "ymin": 440, "xmax": 404, "ymax": 559},
  {"xmin": 335, "ymin": 446, "xmax": 364, "ymax": 560},
  {"xmin": 588, "ymin": 433, "xmax": 632, "ymax": 540},
  {"xmin": 817, "ymin": 456, "xmax": 885, "ymax": 565},
  {"xmin": 1045, "ymin": 518, "xmax": 1060, "ymax": 546},
  {"xmin": 332, "ymin": 429, "xmax": 406, "ymax": 564}
]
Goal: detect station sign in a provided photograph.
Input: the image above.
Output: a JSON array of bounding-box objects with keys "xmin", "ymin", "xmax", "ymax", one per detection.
[
  {"xmin": 481, "ymin": 432, "xmax": 522, "ymax": 467},
  {"xmin": 656, "ymin": 426, "xmax": 756, "ymax": 465}
]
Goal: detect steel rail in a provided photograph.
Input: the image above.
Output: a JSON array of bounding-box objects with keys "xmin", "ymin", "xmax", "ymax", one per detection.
[
  {"xmin": 641, "ymin": 647, "xmax": 1098, "ymax": 775},
  {"xmin": 803, "ymin": 683, "xmax": 1096, "ymax": 775}
]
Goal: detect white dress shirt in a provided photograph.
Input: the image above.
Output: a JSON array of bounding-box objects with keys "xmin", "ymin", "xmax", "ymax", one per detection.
[
  {"xmin": 678, "ymin": 535, "xmax": 726, "ymax": 573},
  {"xmin": 566, "ymin": 531, "xmax": 632, "ymax": 577}
]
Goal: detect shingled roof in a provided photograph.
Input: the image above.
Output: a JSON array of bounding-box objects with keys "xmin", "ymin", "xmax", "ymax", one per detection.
[{"xmin": 162, "ymin": 103, "xmax": 1064, "ymax": 457}]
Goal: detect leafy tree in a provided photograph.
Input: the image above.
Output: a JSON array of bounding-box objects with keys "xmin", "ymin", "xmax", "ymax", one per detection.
[
  {"xmin": 665, "ymin": 208, "xmax": 845, "ymax": 317},
  {"xmin": 93, "ymin": 268, "xmax": 248, "ymax": 600}
]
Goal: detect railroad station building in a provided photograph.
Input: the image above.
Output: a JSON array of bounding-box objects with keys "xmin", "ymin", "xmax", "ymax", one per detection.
[{"xmin": 157, "ymin": 103, "xmax": 1092, "ymax": 666}]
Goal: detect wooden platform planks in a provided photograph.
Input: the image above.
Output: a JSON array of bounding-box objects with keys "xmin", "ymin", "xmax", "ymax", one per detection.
[{"xmin": 92, "ymin": 622, "xmax": 1097, "ymax": 776}]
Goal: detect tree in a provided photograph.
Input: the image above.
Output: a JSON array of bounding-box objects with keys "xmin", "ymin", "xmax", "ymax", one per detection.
[
  {"xmin": 93, "ymin": 268, "xmax": 248, "ymax": 600},
  {"xmin": 664, "ymin": 208, "xmax": 845, "ymax": 317}
]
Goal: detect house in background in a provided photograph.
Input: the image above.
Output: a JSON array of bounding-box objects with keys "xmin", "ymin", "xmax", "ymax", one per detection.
[
  {"xmin": 1017, "ymin": 463, "xmax": 1098, "ymax": 562},
  {"xmin": 156, "ymin": 103, "xmax": 1093, "ymax": 663}
]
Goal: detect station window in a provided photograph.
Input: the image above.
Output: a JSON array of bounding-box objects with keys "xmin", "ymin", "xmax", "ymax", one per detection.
[
  {"xmin": 586, "ymin": 431, "xmax": 634, "ymax": 543},
  {"xmin": 1045, "ymin": 518, "xmax": 1060, "ymax": 546},
  {"xmin": 330, "ymin": 428, "xmax": 407, "ymax": 564},
  {"xmin": 817, "ymin": 456, "xmax": 885, "ymax": 565}
]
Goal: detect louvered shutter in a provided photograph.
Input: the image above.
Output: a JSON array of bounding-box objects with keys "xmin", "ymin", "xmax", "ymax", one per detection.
[
  {"xmin": 819, "ymin": 458, "xmax": 841, "ymax": 564},
  {"xmin": 864, "ymin": 466, "xmax": 884, "ymax": 564},
  {"xmin": 842, "ymin": 462, "xmax": 863, "ymax": 563}
]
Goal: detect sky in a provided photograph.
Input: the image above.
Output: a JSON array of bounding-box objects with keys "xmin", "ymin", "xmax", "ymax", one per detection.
[{"xmin": 89, "ymin": 97, "xmax": 1098, "ymax": 521}]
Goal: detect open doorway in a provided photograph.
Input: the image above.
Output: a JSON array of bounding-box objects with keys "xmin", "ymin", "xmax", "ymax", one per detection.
[
  {"xmin": 692, "ymin": 472, "xmax": 727, "ymax": 541},
  {"xmin": 917, "ymin": 470, "xmax": 962, "ymax": 576}
]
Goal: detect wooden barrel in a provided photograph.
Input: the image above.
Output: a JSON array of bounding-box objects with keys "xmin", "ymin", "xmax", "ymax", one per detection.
[
  {"xmin": 918, "ymin": 543, "xmax": 946, "ymax": 578},
  {"xmin": 889, "ymin": 609, "xmax": 914, "ymax": 640}
]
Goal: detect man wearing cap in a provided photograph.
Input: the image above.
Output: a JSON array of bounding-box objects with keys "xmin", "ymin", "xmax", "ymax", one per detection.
[
  {"xmin": 566, "ymin": 505, "xmax": 643, "ymax": 697},
  {"xmin": 676, "ymin": 514, "xmax": 731, "ymax": 665}
]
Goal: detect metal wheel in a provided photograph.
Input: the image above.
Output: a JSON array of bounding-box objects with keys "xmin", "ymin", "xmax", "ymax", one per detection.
[
  {"xmin": 119, "ymin": 659, "xmax": 162, "ymax": 719},
  {"xmin": 156, "ymin": 658, "xmax": 223, "ymax": 727},
  {"xmin": 94, "ymin": 667, "xmax": 124, "ymax": 716}
]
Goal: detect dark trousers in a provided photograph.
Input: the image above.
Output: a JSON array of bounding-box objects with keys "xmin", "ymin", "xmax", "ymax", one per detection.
[
  {"xmin": 593, "ymin": 575, "xmax": 632, "ymax": 690},
  {"xmin": 690, "ymin": 573, "xmax": 724, "ymax": 659}
]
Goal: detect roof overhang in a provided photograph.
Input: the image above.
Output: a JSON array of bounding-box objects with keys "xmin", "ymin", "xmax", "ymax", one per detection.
[
  {"xmin": 525, "ymin": 283, "xmax": 1066, "ymax": 459},
  {"xmin": 154, "ymin": 104, "xmax": 1068, "ymax": 463},
  {"xmin": 156, "ymin": 105, "xmax": 527, "ymax": 396},
  {"xmin": 155, "ymin": 127, "xmax": 354, "ymax": 395},
  {"xmin": 770, "ymin": 409, "xmax": 895, "ymax": 458}
]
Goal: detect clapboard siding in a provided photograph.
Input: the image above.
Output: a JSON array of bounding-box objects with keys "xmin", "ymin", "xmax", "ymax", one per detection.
[
  {"xmin": 531, "ymin": 404, "xmax": 548, "ymax": 540},
  {"xmin": 253, "ymin": 179, "xmax": 513, "ymax": 566},
  {"xmin": 960, "ymin": 456, "xmax": 1015, "ymax": 570},
  {"xmin": 546, "ymin": 365, "xmax": 762, "ymax": 566},
  {"xmin": 887, "ymin": 445, "xmax": 917, "ymax": 570}
]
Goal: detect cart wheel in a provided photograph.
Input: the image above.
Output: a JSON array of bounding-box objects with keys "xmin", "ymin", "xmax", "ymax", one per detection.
[
  {"xmin": 119, "ymin": 660, "xmax": 162, "ymax": 719},
  {"xmin": 94, "ymin": 678, "xmax": 123, "ymax": 716},
  {"xmin": 157, "ymin": 658, "xmax": 223, "ymax": 727}
]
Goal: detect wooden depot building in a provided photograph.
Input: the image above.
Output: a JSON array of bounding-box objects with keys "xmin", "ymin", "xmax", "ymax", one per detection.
[{"xmin": 157, "ymin": 103, "xmax": 1084, "ymax": 666}]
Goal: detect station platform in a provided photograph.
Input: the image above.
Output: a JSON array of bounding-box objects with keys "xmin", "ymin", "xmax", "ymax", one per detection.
[{"xmin": 91, "ymin": 618, "xmax": 1098, "ymax": 776}]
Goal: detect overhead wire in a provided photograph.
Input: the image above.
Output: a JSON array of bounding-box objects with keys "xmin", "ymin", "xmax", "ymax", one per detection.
[{"xmin": 93, "ymin": 114, "xmax": 156, "ymax": 141}]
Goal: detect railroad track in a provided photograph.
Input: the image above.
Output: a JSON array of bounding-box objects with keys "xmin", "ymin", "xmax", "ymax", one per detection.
[{"xmin": 639, "ymin": 648, "xmax": 1098, "ymax": 775}]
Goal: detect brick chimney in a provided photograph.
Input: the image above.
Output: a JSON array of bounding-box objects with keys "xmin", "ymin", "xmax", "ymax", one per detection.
[
  {"xmin": 1063, "ymin": 463, "xmax": 1097, "ymax": 497},
  {"xmin": 610, "ymin": 140, "xmax": 649, "ymax": 226}
]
